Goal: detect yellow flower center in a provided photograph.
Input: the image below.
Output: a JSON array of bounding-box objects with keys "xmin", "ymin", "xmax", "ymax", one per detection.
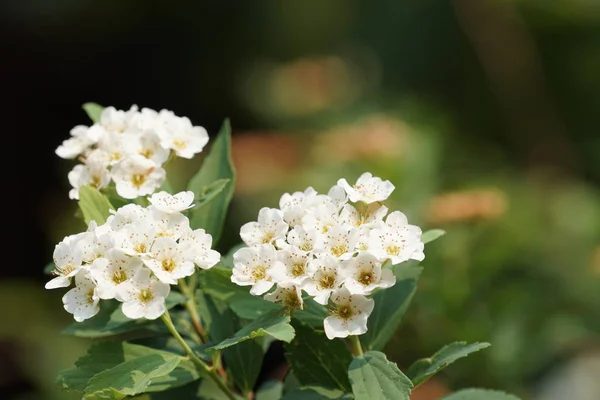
[
  {"xmin": 358, "ymin": 271, "xmax": 375, "ymax": 286},
  {"xmin": 318, "ymin": 274, "xmax": 335, "ymax": 289},
  {"xmin": 139, "ymin": 288, "xmax": 154, "ymax": 303},
  {"xmin": 331, "ymin": 245, "xmax": 348, "ymax": 257},
  {"xmin": 291, "ymin": 262, "xmax": 305, "ymax": 277},
  {"xmin": 162, "ymin": 258, "xmax": 176, "ymax": 272},
  {"xmin": 173, "ymin": 139, "xmax": 187, "ymax": 150},
  {"xmin": 134, "ymin": 243, "xmax": 147, "ymax": 253},
  {"xmin": 386, "ymin": 245, "xmax": 400, "ymax": 256},
  {"xmin": 252, "ymin": 265, "xmax": 267, "ymax": 281},
  {"xmin": 299, "ymin": 242, "xmax": 312, "ymax": 252},
  {"xmin": 140, "ymin": 148, "xmax": 155, "ymax": 159},
  {"xmin": 262, "ymin": 232, "xmax": 275, "ymax": 244},
  {"xmin": 112, "ymin": 269, "xmax": 128, "ymax": 284},
  {"xmin": 335, "ymin": 304, "xmax": 353, "ymax": 320},
  {"xmin": 131, "ymin": 174, "xmax": 146, "ymax": 188}
]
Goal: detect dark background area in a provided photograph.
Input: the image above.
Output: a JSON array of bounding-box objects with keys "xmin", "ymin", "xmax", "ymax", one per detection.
[{"xmin": 2, "ymin": 1, "xmax": 600, "ymax": 399}]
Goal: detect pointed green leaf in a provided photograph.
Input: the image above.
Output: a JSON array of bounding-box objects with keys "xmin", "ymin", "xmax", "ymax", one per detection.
[
  {"xmin": 283, "ymin": 386, "xmax": 353, "ymax": 399},
  {"xmin": 83, "ymin": 102, "xmax": 104, "ymax": 123},
  {"xmin": 193, "ymin": 178, "xmax": 231, "ymax": 209},
  {"xmin": 57, "ymin": 342, "xmax": 201, "ymax": 395},
  {"xmin": 441, "ymin": 388, "xmax": 522, "ymax": 400},
  {"xmin": 83, "ymin": 353, "xmax": 180, "ymax": 399},
  {"xmin": 256, "ymin": 380, "xmax": 284, "ymax": 400},
  {"xmin": 188, "ymin": 119, "xmax": 235, "ymax": 244},
  {"xmin": 78, "ymin": 185, "xmax": 115, "ymax": 225},
  {"xmin": 200, "ymin": 292, "xmax": 263, "ymax": 393},
  {"xmin": 208, "ymin": 309, "xmax": 294, "ymax": 351},
  {"xmin": 406, "ymin": 342, "xmax": 491, "ymax": 386},
  {"xmin": 348, "ymin": 351, "xmax": 413, "ymax": 400},
  {"xmin": 361, "ymin": 264, "xmax": 422, "ymax": 350},
  {"xmin": 293, "ymin": 299, "xmax": 328, "ymax": 327},
  {"xmin": 422, "ymin": 229, "xmax": 446, "ymax": 244},
  {"xmin": 284, "ymin": 323, "xmax": 352, "ymax": 391}
]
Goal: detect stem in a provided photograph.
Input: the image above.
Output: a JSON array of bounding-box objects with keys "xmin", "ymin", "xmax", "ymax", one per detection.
[
  {"xmin": 161, "ymin": 310, "xmax": 236, "ymax": 400},
  {"xmin": 349, "ymin": 335, "xmax": 364, "ymax": 357},
  {"xmin": 178, "ymin": 278, "xmax": 207, "ymax": 342}
]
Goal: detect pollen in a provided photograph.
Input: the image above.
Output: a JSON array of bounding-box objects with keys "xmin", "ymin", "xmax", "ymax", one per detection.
[
  {"xmin": 331, "ymin": 245, "xmax": 348, "ymax": 258},
  {"xmin": 252, "ymin": 265, "xmax": 267, "ymax": 281},
  {"xmin": 318, "ymin": 274, "xmax": 335, "ymax": 289},
  {"xmin": 386, "ymin": 245, "xmax": 400, "ymax": 256},
  {"xmin": 162, "ymin": 258, "xmax": 176, "ymax": 272},
  {"xmin": 140, "ymin": 148, "xmax": 155, "ymax": 158},
  {"xmin": 112, "ymin": 269, "xmax": 128, "ymax": 284},
  {"xmin": 291, "ymin": 262, "xmax": 305, "ymax": 277},
  {"xmin": 131, "ymin": 173, "xmax": 146, "ymax": 188},
  {"xmin": 336, "ymin": 304, "xmax": 354, "ymax": 320},
  {"xmin": 173, "ymin": 139, "xmax": 187, "ymax": 150},
  {"xmin": 299, "ymin": 242, "xmax": 312, "ymax": 252},
  {"xmin": 358, "ymin": 271, "xmax": 375, "ymax": 286},
  {"xmin": 139, "ymin": 288, "xmax": 154, "ymax": 303},
  {"xmin": 262, "ymin": 232, "xmax": 275, "ymax": 244},
  {"xmin": 134, "ymin": 243, "xmax": 147, "ymax": 253}
]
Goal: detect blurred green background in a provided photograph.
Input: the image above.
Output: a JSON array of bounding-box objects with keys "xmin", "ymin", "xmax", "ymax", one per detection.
[{"xmin": 5, "ymin": 0, "xmax": 600, "ymax": 399}]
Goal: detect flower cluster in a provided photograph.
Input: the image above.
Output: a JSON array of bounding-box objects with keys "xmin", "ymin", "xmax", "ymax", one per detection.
[
  {"xmin": 56, "ymin": 106, "xmax": 209, "ymax": 199},
  {"xmin": 45, "ymin": 191, "xmax": 220, "ymax": 322},
  {"xmin": 231, "ymin": 172, "xmax": 425, "ymax": 339}
]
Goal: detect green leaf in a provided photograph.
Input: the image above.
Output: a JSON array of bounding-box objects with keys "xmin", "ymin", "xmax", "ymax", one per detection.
[
  {"xmin": 230, "ymin": 295, "xmax": 280, "ymax": 319},
  {"xmin": 292, "ymin": 299, "xmax": 328, "ymax": 327},
  {"xmin": 62, "ymin": 293, "xmax": 185, "ymax": 338},
  {"xmin": 283, "ymin": 386, "xmax": 353, "ymax": 399},
  {"xmin": 256, "ymin": 380, "xmax": 284, "ymax": 400},
  {"xmin": 188, "ymin": 119, "xmax": 235, "ymax": 244},
  {"xmin": 193, "ymin": 178, "xmax": 231, "ymax": 209},
  {"xmin": 83, "ymin": 102, "xmax": 104, "ymax": 123},
  {"xmin": 208, "ymin": 309, "xmax": 295, "ymax": 351},
  {"xmin": 200, "ymin": 292, "xmax": 263, "ymax": 394},
  {"xmin": 158, "ymin": 177, "xmax": 174, "ymax": 193},
  {"xmin": 57, "ymin": 342, "xmax": 201, "ymax": 395},
  {"xmin": 83, "ymin": 353, "xmax": 180, "ymax": 399},
  {"xmin": 361, "ymin": 264, "xmax": 422, "ymax": 351},
  {"xmin": 406, "ymin": 342, "xmax": 491, "ymax": 386},
  {"xmin": 78, "ymin": 185, "xmax": 115, "ymax": 225},
  {"xmin": 220, "ymin": 243, "xmax": 247, "ymax": 269},
  {"xmin": 441, "ymin": 388, "xmax": 522, "ymax": 400},
  {"xmin": 422, "ymin": 229, "xmax": 446, "ymax": 244},
  {"xmin": 348, "ymin": 351, "xmax": 413, "ymax": 400},
  {"xmin": 284, "ymin": 322, "xmax": 352, "ymax": 392}
]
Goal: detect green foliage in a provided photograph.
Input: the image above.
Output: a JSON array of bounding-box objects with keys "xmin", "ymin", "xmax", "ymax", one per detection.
[
  {"xmin": 82, "ymin": 102, "xmax": 104, "ymax": 123},
  {"xmin": 282, "ymin": 386, "xmax": 353, "ymax": 399},
  {"xmin": 255, "ymin": 380, "xmax": 284, "ymax": 400},
  {"xmin": 361, "ymin": 263, "xmax": 422, "ymax": 350},
  {"xmin": 441, "ymin": 389, "xmax": 522, "ymax": 400},
  {"xmin": 57, "ymin": 342, "xmax": 201, "ymax": 396},
  {"xmin": 421, "ymin": 229, "xmax": 446, "ymax": 244},
  {"xmin": 188, "ymin": 119, "xmax": 235, "ymax": 244},
  {"xmin": 406, "ymin": 342, "xmax": 491, "ymax": 386},
  {"xmin": 78, "ymin": 185, "xmax": 115, "ymax": 226},
  {"xmin": 284, "ymin": 323, "xmax": 353, "ymax": 392},
  {"xmin": 347, "ymin": 351, "xmax": 413, "ymax": 400},
  {"xmin": 62, "ymin": 293, "xmax": 186, "ymax": 338},
  {"xmin": 208, "ymin": 309, "xmax": 295, "ymax": 351}
]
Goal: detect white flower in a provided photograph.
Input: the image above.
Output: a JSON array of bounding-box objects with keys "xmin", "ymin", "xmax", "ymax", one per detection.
[
  {"xmin": 62, "ymin": 271, "xmax": 100, "ymax": 322},
  {"xmin": 99, "ymin": 105, "xmax": 136, "ymax": 133},
  {"xmin": 368, "ymin": 211, "xmax": 425, "ymax": 264},
  {"xmin": 240, "ymin": 207, "xmax": 289, "ymax": 246},
  {"xmin": 45, "ymin": 241, "xmax": 84, "ymax": 289},
  {"xmin": 67, "ymin": 162, "xmax": 111, "ymax": 200},
  {"xmin": 112, "ymin": 222, "xmax": 155, "ymax": 256},
  {"xmin": 77, "ymin": 229, "xmax": 114, "ymax": 264},
  {"xmin": 117, "ymin": 268, "xmax": 170, "ymax": 320},
  {"xmin": 231, "ymin": 244, "xmax": 278, "ymax": 295},
  {"xmin": 107, "ymin": 204, "xmax": 147, "ymax": 230},
  {"xmin": 322, "ymin": 225, "xmax": 359, "ymax": 260},
  {"xmin": 326, "ymin": 185, "xmax": 348, "ymax": 210},
  {"xmin": 301, "ymin": 203, "xmax": 341, "ymax": 235},
  {"xmin": 277, "ymin": 225, "xmax": 324, "ymax": 254},
  {"xmin": 148, "ymin": 191, "xmax": 195, "ymax": 213},
  {"xmin": 279, "ymin": 187, "xmax": 319, "ymax": 211},
  {"xmin": 323, "ymin": 287, "xmax": 374, "ymax": 339},
  {"xmin": 158, "ymin": 116, "xmax": 209, "ymax": 159},
  {"xmin": 146, "ymin": 208, "xmax": 190, "ymax": 240},
  {"xmin": 339, "ymin": 203, "xmax": 388, "ymax": 228},
  {"xmin": 111, "ymin": 155, "xmax": 166, "ymax": 199},
  {"xmin": 337, "ymin": 172, "xmax": 395, "ymax": 204},
  {"xmin": 264, "ymin": 283, "xmax": 303, "ymax": 311},
  {"xmin": 97, "ymin": 131, "xmax": 129, "ymax": 165},
  {"xmin": 343, "ymin": 252, "xmax": 396, "ymax": 295},
  {"xmin": 270, "ymin": 247, "xmax": 311, "ymax": 285},
  {"xmin": 123, "ymin": 131, "xmax": 170, "ymax": 165},
  {"xmin": 89, "ymin": 249, "xmax": 142, "ymax": 300},
  {"xmin": 56, "ymin": 125, "xmax": 95, "ymax": 159},
  {"xmin": 142, "ymin": 237, "xmax": 195, "ymax": 284},
  {"xmin": 178, "ymin": 229, "xmax": 220, "ymax": 269},
  {"xmin": 301, "ymin": 256, "xmax": 345, "ymax": 305}
]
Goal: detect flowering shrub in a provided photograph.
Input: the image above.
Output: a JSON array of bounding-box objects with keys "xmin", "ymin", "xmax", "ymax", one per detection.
[{"xmin": 45, "ymin": 103, "xmax": 522, "ymax": 400}]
